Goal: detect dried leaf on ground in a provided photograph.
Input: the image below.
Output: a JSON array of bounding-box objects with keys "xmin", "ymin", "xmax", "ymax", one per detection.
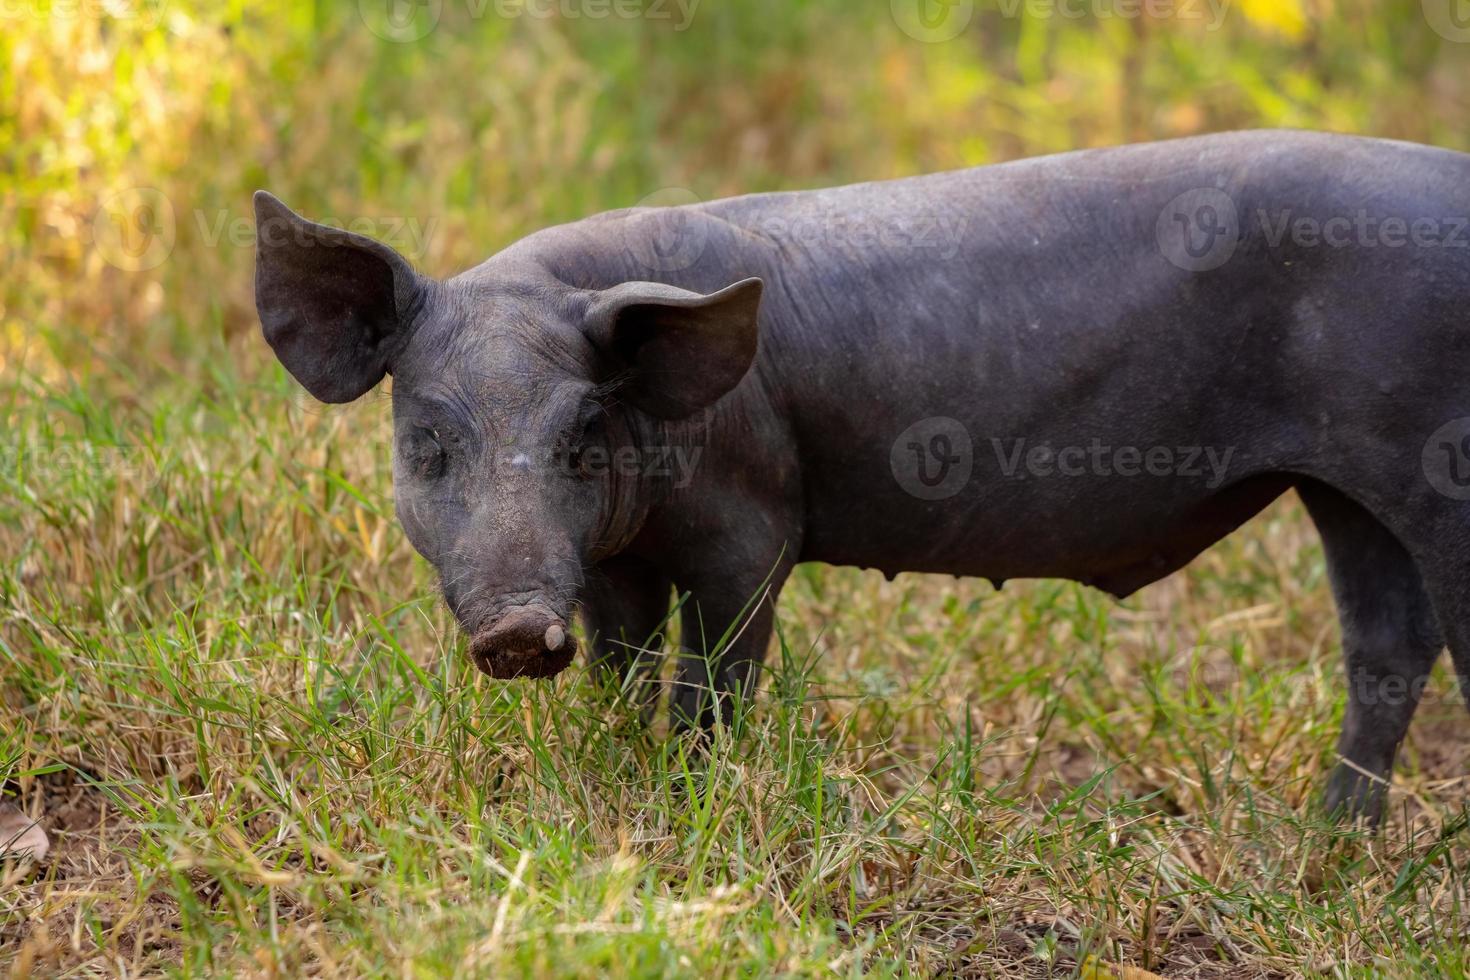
[{"xmin": 0, "ymin": 803, "xmax": 50, "ymax": 862}]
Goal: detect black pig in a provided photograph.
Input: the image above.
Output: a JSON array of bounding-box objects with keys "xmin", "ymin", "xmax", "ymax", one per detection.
[{"xmin": 255, "ymin": 130, "xmax": 1470, "ymax": 823}]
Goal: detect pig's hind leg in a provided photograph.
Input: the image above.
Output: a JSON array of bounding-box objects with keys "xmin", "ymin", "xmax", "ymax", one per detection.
[{"xmin": 1299, "ymin": 481, "xmax": 1445, "ymax": 825}]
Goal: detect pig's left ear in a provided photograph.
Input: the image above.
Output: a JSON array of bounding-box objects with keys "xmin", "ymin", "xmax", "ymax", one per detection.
[
  {"xmin": 253, "ymin": 190, "xmax": 430, "ymax": 404},
  {"xmin": 584, "ymin": 277, "xmax": 763, "ymax": 419}
]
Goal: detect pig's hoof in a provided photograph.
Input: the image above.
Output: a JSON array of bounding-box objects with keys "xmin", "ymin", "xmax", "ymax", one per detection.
[
  {"xmin": 1322, "ymin": 763, "xmax": 1388, "ymax": 828},
  {"xmin": 469, "ymin": 607, "xmax": 577, "ymax": 679}
]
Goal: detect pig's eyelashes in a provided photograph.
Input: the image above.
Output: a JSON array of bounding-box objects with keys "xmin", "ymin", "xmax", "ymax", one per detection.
[
  {"xmin": 556, "ymin": 406, "xmax": 607, "ymax": 480},
  {"xmin": 406, "ymin": 425, "xmax": 448, "ymax": 479},
  {"xmin": 555, "ymin": 433, "xmax": 594, "ymax": 479}
]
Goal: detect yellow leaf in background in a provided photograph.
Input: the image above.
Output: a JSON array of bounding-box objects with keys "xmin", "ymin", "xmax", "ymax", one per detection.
[
  {"xmin": 1080, "ymin": 956, "xmax": 1168, "ymax": 980},
  {"xmin": 355, "ymin": 506, "xmax": 379, "ymax": 562},
  {"xmin": 1239, "ymin": 0, "xmax": 1308, "ymax": 39}
]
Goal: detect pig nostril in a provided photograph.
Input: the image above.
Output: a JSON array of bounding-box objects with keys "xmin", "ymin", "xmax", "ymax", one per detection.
[{"xmin": 468, "ymin": 610, "xmax": 576, "ymax": 681}]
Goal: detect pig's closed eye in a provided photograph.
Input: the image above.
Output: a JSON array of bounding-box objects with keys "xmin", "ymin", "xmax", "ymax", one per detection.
[
  {"xmin": 410, "ymin": 426, "xmax": 448, "ymax": 479},
  {"xmin": 559, "ymin": 403, "xmax": 606, "ymax": 478}
]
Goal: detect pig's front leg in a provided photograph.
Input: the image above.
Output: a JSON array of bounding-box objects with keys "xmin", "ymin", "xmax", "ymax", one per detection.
[
  {"xmin": 581, "ymin": 554, "xmax": 673, "ymax": 709},
  {"xmin": 669, "ymin": 546, "xmax": 796, "ymax": 734}
]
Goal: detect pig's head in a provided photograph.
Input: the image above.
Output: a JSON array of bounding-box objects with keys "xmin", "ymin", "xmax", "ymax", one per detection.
[{"xmin": 252, "ymin": 192, "xmax": 761, "ymax": 679}]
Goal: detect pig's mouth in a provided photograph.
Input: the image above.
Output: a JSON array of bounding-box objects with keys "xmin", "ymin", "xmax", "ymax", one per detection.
[{"xmin": 467, "ymin": 605, "xmax": 578, "ymax": 680}]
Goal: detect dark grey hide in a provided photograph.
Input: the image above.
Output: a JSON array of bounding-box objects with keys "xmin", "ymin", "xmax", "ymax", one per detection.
[{"xmin": 255, "ymin": 130, "xmax": 1470, "ymax": 824}]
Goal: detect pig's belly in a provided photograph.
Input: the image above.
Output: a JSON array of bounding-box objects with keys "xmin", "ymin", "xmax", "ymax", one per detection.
[{"xmin": 798, "ymin": 468, "xmax": 1292, "ymax": 599}]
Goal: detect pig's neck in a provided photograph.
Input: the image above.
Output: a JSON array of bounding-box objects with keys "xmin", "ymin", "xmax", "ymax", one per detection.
[{"xmin": 590, "ymin": 410, "xmax": 667, "ymax": 560}]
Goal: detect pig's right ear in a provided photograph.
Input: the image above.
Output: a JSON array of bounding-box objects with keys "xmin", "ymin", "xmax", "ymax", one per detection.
[
  {"xmin": 583, "ymin": 277, "xmax": 763, "ymax": 420},
  {"xmin": 253, "ymin": 190, "xmax": 429, "ymax": 404}
]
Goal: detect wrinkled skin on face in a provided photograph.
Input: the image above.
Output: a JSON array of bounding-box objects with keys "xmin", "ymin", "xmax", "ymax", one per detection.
[
  {"xmin": 387, "ymin": 290, "xmax": 603, "ymax": 677},
  {"xmin": 253, "ymin": 191, "xmax": 761, "ymax": 681}
]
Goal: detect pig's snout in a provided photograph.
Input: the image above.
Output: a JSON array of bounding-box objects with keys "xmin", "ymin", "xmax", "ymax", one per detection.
[{"xmin": 468, "ymin": 605, "xmax": 577, "ymax": 680}]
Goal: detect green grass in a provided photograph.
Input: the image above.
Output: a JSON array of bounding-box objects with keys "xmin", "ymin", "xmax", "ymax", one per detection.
[{"xmin": 4, "ymin": 368, "xmax": 1469, "ymax": 976}]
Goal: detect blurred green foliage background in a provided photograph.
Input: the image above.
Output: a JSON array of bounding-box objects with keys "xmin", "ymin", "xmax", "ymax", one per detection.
[{"xmin": 5, "ymin": 0, "xmax": 1470, "ymax": 390}]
